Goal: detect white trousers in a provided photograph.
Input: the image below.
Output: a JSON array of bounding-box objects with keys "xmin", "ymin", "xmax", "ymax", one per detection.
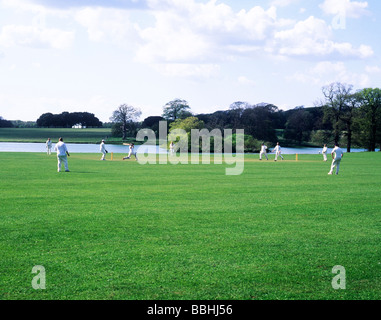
[
  {"xmin": 323, "ymin": 152, "xmax": 327, "ymax": 161},
  {"xmin": 57, "ymin": 155, "xmax": 69, "ymax": 172},
  {"xmin": 125, "ymin": 151, "xmax": 138, "ymax": 160},
  {"xmin": 101, "ymin": 152, "xmax": 106, "ymax": 160},
  {"xmin": 260, "ymin": 151, "xmax": 268, "ymax": 160},
  {"xmin": 275, "ymin": 151, "xmax": 284, "ymax": 161},
  {"xmin": 329, "ymin": 158, "xmax": 341, "ymax": 175}
]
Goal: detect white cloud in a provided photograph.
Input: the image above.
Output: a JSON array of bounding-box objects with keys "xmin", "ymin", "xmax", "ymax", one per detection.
[
  {"xmin": 0, "ymin": 0, "xmax": 374, "ymax": 80},
  {"xmin": 238, "ymin": 76, "xmax": 256, "ymax": 86},
  {"xmin": 133, "ymin": 2, "xmax": 373, "ymax": 69},
  {"xmin": 135, "ymin": 2, "xmax": 279, "ymax": 65},
  {"xmin": 288, "ymin": 61, "xmax": 371, "ymax": 87},
  {"xmin": 74, "ymin": 7, "xmax": 139, "ymax": 45},
  {"xmin": 0, "ymin": 0, "xmax": 75, "ymax": 49},
  {"xmin": 273, "ymin": 16, "xmax": 373, "ymax": 59},
  {"xmin": 270, "ymin": 0, "xmax": 300, "ymax": 7},
  {"xmin": 0, "ymin": 24, "xmax": 74, "ymax": 49},
  {"xmin": 365, "ymin": 65, "xmax": 381, "ymax": 74},
  {"xmin": 319, "ymin": 0, "xmax": 369, "ymax": 19}
]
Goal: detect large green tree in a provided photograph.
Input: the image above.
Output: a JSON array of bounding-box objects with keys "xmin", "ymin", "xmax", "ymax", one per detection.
[
  {"xmin": 168, "ymin": 116, "xmax": 205, "ymax": 151},
  {"xmin": 339, "ymin": 93, "xmax": 361, "ymax": 152},
  {"xmin": 357, "ymin": 88, "xmax": 381, "ymax": 151},
  {"xmin": 162, "ymin": 99, "xmax": 192, "ymax": 121},
  {"xmin": 110, "ymin": 104, "xmax": 141, "ymax": 140},
  {"xmin": 320, "ymin": 82, "xmax": 355, "ymax": 150}
]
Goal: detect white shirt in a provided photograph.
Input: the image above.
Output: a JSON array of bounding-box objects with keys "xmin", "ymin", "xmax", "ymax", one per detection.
[
  {"xmin": 322, "ymin": 147, "xmax": 327, "ymax": 153},
  {"xmin": 100, "ymin": 142, "xmax": 106, "ymax": 153},
  {"xmin": 46, "ymin": 140, "xmax": 52, "ymax": 148},
  {"xmin": 332, "ymin": 146, "xmax": 344, "ymax": 160},
  {"xmin": 261, "ymin": 145, "xmax": 267, "ymax": 153},
  {"xmin": 273, "ymin": 145, "xmax": 281, "ymax": 153},
  {"xmin": 55, "ymin": 141, "xmax": 68, "ymax": 156}
]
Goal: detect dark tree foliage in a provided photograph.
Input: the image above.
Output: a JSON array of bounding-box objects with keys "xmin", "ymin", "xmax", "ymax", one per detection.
[
  {"xmin": 284, "ymin": 108, "xmax": 314, "ymax": 144},
  {"xmin": 142, "ymin": 116, "xmax": 165, "ymax": 134},
  {"xmin": 241, "ymin": 104, "xmax": 279, "ymax": 143},
  {"xmin": 36, "ymin": 112, "xmax": 102, "ymax": 128},
  {"xmin": 357, "ymin": 88, "xmax": 381, "ymax": 151},
  {"xmin": 0, "ymin": 116, "xmax": 14, "ymax": 128}
]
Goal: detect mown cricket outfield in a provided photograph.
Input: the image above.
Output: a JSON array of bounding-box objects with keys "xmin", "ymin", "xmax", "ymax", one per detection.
[{"xmin": 0, "ymin": 152, "xmax": 380, "ymax": 300}]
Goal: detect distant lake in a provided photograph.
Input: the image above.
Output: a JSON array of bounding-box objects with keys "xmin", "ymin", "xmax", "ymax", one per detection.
[
  {"xmin": 0, "ymin": 142, "xmax": 167, "ymax": 154},
  {"xmin": 0, "ymin": 142, "xmax": 375, "ymax": 154}
]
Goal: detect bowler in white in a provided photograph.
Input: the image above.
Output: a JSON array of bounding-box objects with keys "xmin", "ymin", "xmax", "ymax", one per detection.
[
  {"xmin": 328, "ymin": 144, "xmax": 344, "ymax": 175},
  {"xmin": 54, "ymin": 137, "xmax": 70, "ymax": 172},
  {"xmin": 272, "ymin": 142, "xmax": 284, "ymax": 161}
]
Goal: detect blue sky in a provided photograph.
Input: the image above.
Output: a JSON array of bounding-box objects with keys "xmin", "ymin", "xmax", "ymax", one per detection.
[{"xmin": 0, "ymin": 0, "xmax": 380, "ymax": 122}]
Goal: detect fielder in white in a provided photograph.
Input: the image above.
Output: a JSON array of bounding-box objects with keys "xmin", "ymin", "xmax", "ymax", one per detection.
[
  {"xmin": 123, "ymin": 143, "xmax": 138, "ymax": 161},
  {"xmin": 46, "ymin": 138, "xmax": 52, "ymax": 155},
  {"xmin": 272, "ymin": 142, "xmax": 284, "ymax": 161},
  {"xmin": 54, "ymin": 137, "xmax": 70, "ymax": 172},
  {"xmin": 100, "ymin": 140, "xmax": 108, "ymax": 161},
  {"xmin": 328, "ymin": 143, "xmax": 344, "ymax": 175},
  {"xmin": 322, "ymin": 144, "xmax": 328, "ymax": 162},
  {"xmin": 259, "ymin": 143, "xmax": 268, "ymax": 160},
  {"xmin": 169, "ymin": 141, "xmax": 175, "ymax": 156}
]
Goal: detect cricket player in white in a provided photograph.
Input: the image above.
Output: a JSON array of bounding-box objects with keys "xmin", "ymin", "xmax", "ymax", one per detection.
[
  {"xmin": 328, "ymin": 144, "xmax": 344, "ymax": 175},
  {"xmin": 46, "ymin": 138, "xmax": 52, "ymax": 155},
  {"xmin": 100, "ymin": 140, "xmax": 108, "ymax": 160},
  {"xmin": 259, "ymin": 143, "xmax": 268, "ymax": 160},
  {"xmin": 123, "ymin": 143, "xmax": 138, "ymax": 161},
  {"xmin": 54, "ymin": 137, "xmax": 70, "ymax": 172},
  {"xmin": 272, "ymin": 142, "xmax": 284, "ymax": 161},
  {"xmin": 322, "ymin": 144, "xmax": 328, "ymax": 162},
  {"xmin": 169, "ymin": 141, "xmax": 175, "ymax": 156}
]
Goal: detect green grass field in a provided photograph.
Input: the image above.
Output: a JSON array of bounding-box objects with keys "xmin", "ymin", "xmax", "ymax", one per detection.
[
  {"xmin": 0, "ymin": 152, "xmax": 380, "ymax": 300},
  {"xmin": 0, "ymin": 128, "xmax": 114, "ymax": 144}
]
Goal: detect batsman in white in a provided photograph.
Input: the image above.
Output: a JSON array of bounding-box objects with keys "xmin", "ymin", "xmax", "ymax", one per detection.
[
  {"xmin": 123, "ymin": 143, "xmax": 138, "ymax": 161},
  {"xmin": 272, "ymin": 142, "xmax": 284, "ymax": 161},
  {"xmin": 100, "ymin": 139, "xmax": 108, "ymax": 161},
  {"xmin": 259, "ymin": 143, "xmax": 268, "ymax": 161},
  {"xmin": 54, "ymin": 137, "xmax": 70, "ymax": 172},
  {"xmin": 328, "ymin": 143, "xmax": 344, "ymax": 175}
]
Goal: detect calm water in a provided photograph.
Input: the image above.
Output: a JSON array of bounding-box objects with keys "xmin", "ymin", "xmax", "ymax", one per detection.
[
  {"xmin": 0, "ymin": 142, "xmax": 373, "ymax": 154},
  {"xmin": 0, "ymin": 142, "xmax": 167, "ymax": 154}
]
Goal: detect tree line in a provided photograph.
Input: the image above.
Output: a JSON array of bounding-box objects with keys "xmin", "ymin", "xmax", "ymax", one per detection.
[{"xmin": 110, "ymin": 84, "xmax": 381, "ymax": 152}]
